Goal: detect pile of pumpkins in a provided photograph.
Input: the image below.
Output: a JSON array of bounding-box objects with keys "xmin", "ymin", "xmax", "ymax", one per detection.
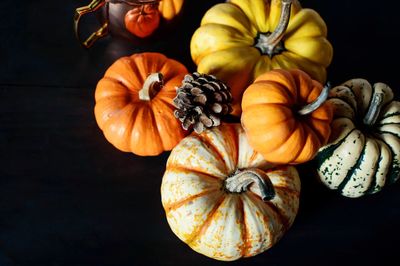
[{"xmin": 92, "ymin": 0, "xmax": 399, "ymax": 261}]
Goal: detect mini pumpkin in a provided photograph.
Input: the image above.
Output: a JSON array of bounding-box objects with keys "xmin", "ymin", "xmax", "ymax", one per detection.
[
  {"xmin": 161, "ymin": 123, "xmax": 300, "ymax": 261},
  {"xmin": 124, "ymin": 3, "xmax": 160, "ymax": 38},
  {"xmin": 159, "ymin": 0, "xmax": 184, "ymax": 20},
  {"xmin": 190, "ymin": 0, "xmax": 333, "ymax": 115},
  {"xmin": 241, "ymin": 69, "xmax": 333, "ymax": 165},
  {"xmin": 315, "ymin": 79, "xmax": 400, "ymax": 198},
  {"xmin": 94, "ymin": 52, "xmax": 189, "ymax": 156}
]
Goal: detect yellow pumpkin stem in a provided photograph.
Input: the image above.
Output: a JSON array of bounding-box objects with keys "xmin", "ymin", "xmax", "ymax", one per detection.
[
  {"xmin": 255, "ymin": 0, "xmax": 292, "ymax": 57},
  {"xmin": 363, "ymin": 92, "xmax": 384, "ymax": 126},
  {"xmin": 224, "ymin": 168, "xmax": 275, "ymax": 201},
  {"xmin": 139, "ymin": 72, "xmax": 164, "ymax": 101},
  {"xmin": 298, "ymin": 83, "xmax": 330, "ymax": 116}
]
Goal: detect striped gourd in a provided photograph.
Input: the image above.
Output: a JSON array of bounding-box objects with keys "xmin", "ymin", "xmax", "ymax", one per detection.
[
  {"xmin": 161, "ymin": 124, "xmax": 300, "ymax": 261},
  {"xmin": 315, "ymin": 79, "xmax": 400, "ymax": 198}
]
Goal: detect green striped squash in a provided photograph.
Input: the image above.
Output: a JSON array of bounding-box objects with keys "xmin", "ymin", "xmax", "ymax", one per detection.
[{"xmin": 315, "ymin": 79, "xmax": 400, "ymax": 198}]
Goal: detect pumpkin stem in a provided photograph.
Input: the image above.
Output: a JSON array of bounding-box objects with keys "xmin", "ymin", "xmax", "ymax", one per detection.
[
  {"xmin": 298, "ymin": 83, "xmax": 330, "ymax": 116},
  {"xmin": 224, "ymin": 168, "xmax": 275, "ymax": 201},
  {"xmin": 255, "ymin": 0, "xmax": 292, "ymax": 57},
  {"xmin": 139, "ymin": 73, "xmax": 164, "ymax": 101},
  {"xmin": 363, "ymin": 92, "xmax": 384, "ymax": 126}
]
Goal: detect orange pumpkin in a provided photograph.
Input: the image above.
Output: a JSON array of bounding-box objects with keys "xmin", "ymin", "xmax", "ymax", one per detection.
[
  {"xmin": 94, "ymin": 52, "xmax": 189, "ymax": 156},
  {"xmin": 124, "ymin": 3, "xmax": 160, "ymax": 38},
  {"xmin": 241, "ymin": 69, "xmax": 333, "ymax": 164}
]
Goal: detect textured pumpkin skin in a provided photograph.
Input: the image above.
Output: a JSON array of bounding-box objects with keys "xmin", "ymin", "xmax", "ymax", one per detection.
[
  {"xmin": 159, "ymin": 0, "xmax": 184, "ymax": 20},
  {"xmin": 315, "ymin": 79, "xmax": 400, "ymax": 198},
  {"xmin": 241, "ymin": 69, "xmax": 333, "ymax": 165},
  {"xmin": 94, "ymin": 52, "xmax": 189, "ymax": 156},
  {"xmin": 161, "ymin": 124, "xmax": 300, "ymax": 261},
  {"xmin": 124, "ymin": 4, "xmax": 160, "ymax": 38},
  {"xmin": 190, "ymin": 0, "xmax": 333, "ymax": 115}
]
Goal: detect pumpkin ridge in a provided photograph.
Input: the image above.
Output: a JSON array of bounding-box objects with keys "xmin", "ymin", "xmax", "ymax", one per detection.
[
  {"xmin": 102, "ymin": 75, "xmax": 139, "ymax": 95},
  {"xmin": 247, "ymin": 191, "xmax": 289, "ymax": 231},
  {"xmin": 145, "ymin": 104, "xmax": 164, "ymax": 149},
  {"xmin": 262, "ymin": 121, "xmax": 305, "ymax": 161},
  {"xmin": 227, "ymin": 124, "xmax": 240, "ymax": 168},
  {"xmin": 103, "ymin": 103, "xmax": 137, "ymax": 150},
  {"xmin": 337, "ymin": 137, "xmax": 367, "ymax": 194},
  {"xmin": 191, "ymin": 134, "xmax": 231, "ymax": 174},
  {"xmin": 254, "ymin": 79, "xmax": 297, "ymax": 103},
  {"xmin": 359, "ymin": 83, "xmax": 376, "ymax": 118},
  {"xmin": 238, "ymin": 197, "xmax": 249, "ymax": 257},
  {"xmin": 149, "ymin": 100, "xmax": 176, "ymax": 151},
  {"xmin": 381, "ymin": 111, "xmax": 400, "ymax": 119},
  {"xmin": 167, "ymin": 165, "xmax": 224, "ymax": 182},
  {"xmin": 303, "ymin": 118, "xmax": 326, "ymax": 145},
  {"xmin": 375, "ymin": 131, "xmax": 400, "ymax": 184},
  {"xmin": 248, "ymin": 151, "xmax": 261, "ymax": 166},
  {"xmin": 382, "ymin": 144, "xmax": 400, "ymax": 185},
  {"xmin": 379, "ymin": 122, "xmax": 400, "ymax": 126},
  {"xmin": 94, "ymin": 95, "xmax": 130, "ymax": 127},
  {"xmin": 289, "ymin": 122, "xmax": 307, "ymax": 161},
  {"xmin": 308, "ymin": 114, "xmax": 332, "ymax": 123},
  {"xmin": 264, "ymin": 202, "xmax": 289, "ymax": 232},
  {"xmin": 244, "ymin": 117, "xmax": 297, "ymax": 154},
  {"xmin": 96, "ymin": 77, "xmax": 131, "ymax": 99},
  {"xmin": 364, "ymin": 140, "xmax": 383, "ymax": 195},
  {"xmin": 340, "ymin": 85, "xmax": 358, "ymax": 105},
  {"xmin": 378, "ymin": 130, "xmax": 400, "ymax": 140},
  {"xmin": 248, "ymin": 118, "xmax": 296, "ymax": 155},
  {"xmin": 314, "ymin": 128, "xmax": 356, "ymax": 168},
  {"xmin": 129, "ymin": 104, "xmax": 162, "ymax": 154},
  {"xmin": 155, "ymin": 95, "xmax": 176, "ymax": 110},
  {"xmin": 273, "ymin": 186, "xmax": 300, "ymax": 197},
  {"xmin": 164, "ymin": 188, "xmax": 221, "ymax": 213},
  {"xmin": 186, "ymin": 195, "xmax": 227, "ymax": 245}
]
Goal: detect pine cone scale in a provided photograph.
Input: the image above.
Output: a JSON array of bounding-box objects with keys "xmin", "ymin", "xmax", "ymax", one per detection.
[{"xmin": 173, "ymin": 72, "xmax": 232, "ymax": 133}]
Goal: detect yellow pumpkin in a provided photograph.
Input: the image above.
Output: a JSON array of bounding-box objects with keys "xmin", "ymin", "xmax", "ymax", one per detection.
[
  {"xmin": 159, "ymin": 0, "xmax": 184, "ymax": 20},
  {"xmin": 191, "ymin": 0, "xmax": 333, "ymax": 115},
  {"xmin": 161, "ymin": 123, "xmax": 300, "ymax": 261}
]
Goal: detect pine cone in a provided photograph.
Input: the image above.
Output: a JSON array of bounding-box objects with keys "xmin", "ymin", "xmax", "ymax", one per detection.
[{"xmin": 173, "ymin": 72, "xmax": 233, "ymax": 133}]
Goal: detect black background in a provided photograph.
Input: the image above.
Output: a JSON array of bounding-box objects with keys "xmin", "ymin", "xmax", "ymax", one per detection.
[{"xmin": 1, "ymin": 1, "xmax": 399, "ymax": 265}]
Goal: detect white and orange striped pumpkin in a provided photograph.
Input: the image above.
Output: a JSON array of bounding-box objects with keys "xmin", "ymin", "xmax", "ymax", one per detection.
[{"xmin": 161, "ymin": 124, "xmax": 301, "ymax": 261}]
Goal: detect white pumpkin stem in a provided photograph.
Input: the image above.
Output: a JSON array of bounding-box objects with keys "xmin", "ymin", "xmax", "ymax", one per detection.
[
  {"xmin": 255, "ymin": 0, "xmax": 292, "ymax": 56},
  {"xmin": 363, "ymin": 92, "xmax": 384, "ymax": 126},
  {"xmin": 298, "ymin": 83, "xmax": 330, "ymax": 116},
  {"xmin": 225, "ymin": 168, "xmax": 275, "ymax": 201},
  {"xmin": 139, "ymin": 73, "xmax": 164, "ymax": 101}
]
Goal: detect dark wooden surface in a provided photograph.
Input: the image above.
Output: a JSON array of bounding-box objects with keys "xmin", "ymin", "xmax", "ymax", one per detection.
[{"xmin": 1, "ymin": 1, "xmax": 399, "ymax": 265}]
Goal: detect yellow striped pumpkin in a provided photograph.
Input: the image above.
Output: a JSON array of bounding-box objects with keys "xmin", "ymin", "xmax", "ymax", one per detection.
[
  {"xmin": 315, "ymin": 79, "xmax": 400, "ymax": 198},
  {"xmin": 161, "ymin": 123, "xmax": 300, "ymax": 261},
  {"xmin": 190, "ymin": 0, "xmax": 333, "ymax": 115}
]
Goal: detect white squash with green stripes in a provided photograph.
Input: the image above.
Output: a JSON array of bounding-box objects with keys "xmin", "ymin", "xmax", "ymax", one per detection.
[{"xmin": 315, "ymin": 79, "xmax": 400, "ymax": 198}]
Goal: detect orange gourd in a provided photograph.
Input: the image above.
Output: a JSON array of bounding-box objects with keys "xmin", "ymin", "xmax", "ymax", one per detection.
[
  {"xmin": 241, "ymin": 69, "xmax": 333, "ymax": 164},
  {"xmin": 124, "ymin": 3, "xmax": 160, "ymax": 38},
  {"xmin": 94, "ymin": 52, "xmax": 189, "ymax": 156}
]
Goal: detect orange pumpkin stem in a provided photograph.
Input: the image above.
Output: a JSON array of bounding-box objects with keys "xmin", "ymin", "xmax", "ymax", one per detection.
[
  {"xmin": 298, "ymin": 83, "xmax": 330, "ymax": 116},
  {"xmin": 255, "ymin": 0, "xmax": 292, "ymax": 57},
  {"xmin": 224, "ymin": 168, "xmax": 275, "ymax": 201},
  {"xmin": 363, "ymin": 92, "xmax": 384, "ymax": 126},
  {"xmin": 139, "ymin": 72, "xmax": 164, "ymax": 101}
]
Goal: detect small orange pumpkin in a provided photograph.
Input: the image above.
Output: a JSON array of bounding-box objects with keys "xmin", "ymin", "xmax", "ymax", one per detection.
[
  {"xmin": 241, "ymin": 69, "xmax": 333, "ymax": 164},
  {"xmin": 124, "ymin": 3, "xmax": 160, "ymax": 38},
  {"xmin": 94, "ymin": 52, "xmax": 189, "ymax": 156}
]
